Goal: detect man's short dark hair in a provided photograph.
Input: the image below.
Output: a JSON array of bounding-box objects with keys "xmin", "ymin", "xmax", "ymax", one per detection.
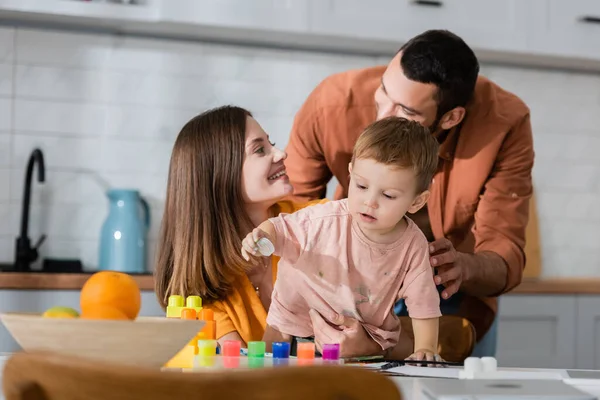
[{"xmin": 399, "ymin": 30, "xmax": 479, "ymax": 117}]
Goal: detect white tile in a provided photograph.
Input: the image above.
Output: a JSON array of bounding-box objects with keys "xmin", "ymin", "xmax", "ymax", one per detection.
[
  {"xmin": 104, "ymin": 70, "xmax": 216, "ymax": 108},
  {"xmin": 531, "ymin": 133, "xmax": 562, "ymax": 160},
  {"xmin": 487, "ymin": 65, "xmax": 600, "ymax": 106},
  {"xmin": 99, "ymin": 172, "xmax": 168, "ymax": 206},
  {"xmin": 0, "ymin": 28, "xmax": 14, "ymax": 63},
  {"xmin": 530, "ymin": 101, "xmax": 600, "ymax": 133},
  {"xmin": 0, "ymin": 134, "xmax": 11, "ymax": 167},
  {"xmin": 15, "ymin": 65, "xmax": 107, "ymax": 102},
  {"xmin": 12, "ymin": 134, "xmax": 103, "ymax": 171},
  {"xmin": 252, "ymin": 114, "xmax": 294, "ymax": 148},
  {"xmin": 10, "ymin": 169, "xmax": 107, "ymax": 206},
  {"xmin": 541, "ymin": 247, "xmax": 600, "ymax": 277},
  {"xmin": 109, "ymin": 36, "xmax": 244, "ymax": 79},
  {"xmin": 10, "ymin": 203, "xmax": 105, "ymax": 241},
  {"xmin": 0, "ymin": 203, "xmax": 12, "ymax": 236},
  {"xmin": 235, "ymin": 54, "xmax": 310, "ymax": 83},
  {"xmin": 14, "ymin": 99, "xmax": 105, "ymax": 136},
  {"xmin": 101, "ymin": 139, "xmax": 172, "ymax": 174},
  {"xmin": 146, "ymin": 239, "xmax": 157, "ymax": 272},
  {"xmin": 537, "ymin": 192, "xmax": 600, "ymax": 221},
  {"xmin": 540, "ymin": 219, "xmax": 600, "ymax": 250},
  {"xmin": 0, "ymin": 64, "xmax": 12, "ymax": 96},
  {"xmin": 0, "ymin": 235, "xmax": 11, "ymax": 263},
  {"xmin": 16, "ymin": 28, "xmax": 112, "ymax": 67},
  {"xmin": 0, "ymin": 98, "xmax": 11, "ymax": 131},
  {"xmin": 533, "ymin": 160, "xmax": 598, "ymax": 191},
  {"xmin": 148, "ymin": 205, "xmax": 164, "ymax": 240},
  {"xmin": 560, "ymin": 134, "xmax": 600, "ymax": 162},
  {"xmin": 212, "ymin": 80, "xmax": 303, "ymax": 114},
  {"xmin": 0, "ymin": 169, "xmax": 9, "ymax": 202},
  {"xmin": 105, "ymin": 105, "xmax": 197, "ymax": 141},
  {"xmin": 534, "ymin": 132, "xmax": 600, "ymax": 163}
]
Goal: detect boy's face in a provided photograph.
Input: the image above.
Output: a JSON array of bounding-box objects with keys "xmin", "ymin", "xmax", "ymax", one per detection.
[{"xmin": 348, "ymin": 158, "xmax": 429, "ymax": 237}]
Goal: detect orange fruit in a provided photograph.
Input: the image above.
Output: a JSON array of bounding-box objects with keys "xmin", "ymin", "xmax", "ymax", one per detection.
[
  {"xmin": 80, "ymin": 306, "xmax": 129, "ymax": 320},
  {"xmin": 80, "ymin": 271, "xmax": 141, "ymax": 320}
]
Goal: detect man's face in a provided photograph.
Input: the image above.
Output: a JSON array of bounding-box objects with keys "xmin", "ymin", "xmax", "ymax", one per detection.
[{"xmin": 374, "ymin": 51, "xmax": 440, "ymax": 130}]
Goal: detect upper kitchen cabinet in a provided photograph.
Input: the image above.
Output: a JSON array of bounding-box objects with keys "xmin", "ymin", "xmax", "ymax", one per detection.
[
  {"xmin": 529, "ymin": 0, "xmax": 600, "ymax": 62},
  {"xmin": 0, "ymin": 0, "xmax": 160, "ymax": 24},
  {"xmin": 308, "ymin": 0, "xmax": 532, "ymax": 55},
  {"xmin": 1, "ymin": 0, "xmax": 600, "ymax": 70},
  {"xmin": 159, "ymin": 0, "xmax": 310, "ymax": 34}
]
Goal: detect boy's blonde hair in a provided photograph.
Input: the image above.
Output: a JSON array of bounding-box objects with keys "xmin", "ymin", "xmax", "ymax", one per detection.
[{"xmin": 351, "ymin": 117, "xmax": 439, "ymax": 193}]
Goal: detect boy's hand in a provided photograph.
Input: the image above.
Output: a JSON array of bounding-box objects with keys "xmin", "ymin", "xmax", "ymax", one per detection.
[
  {"xmin": 241, "ymin": 228, "xmax": 273, "ymax": 261},
  {"xmin": 309, "ymin": 310, "xmax": 380, "ymax": 359},
  {"xmin": 406, "ymin": 348, "xmax": 444, "ymax": 367}
]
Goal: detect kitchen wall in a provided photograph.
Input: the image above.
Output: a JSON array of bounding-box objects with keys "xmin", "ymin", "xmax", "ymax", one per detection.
[{"xmin": 0, "ymin": 26, "xmax": 598, "ymax": 277}]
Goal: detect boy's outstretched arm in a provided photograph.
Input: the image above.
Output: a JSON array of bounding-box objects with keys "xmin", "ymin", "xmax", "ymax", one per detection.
[{"xmin": 406, "ymin": 317, "xmax": 439, "ymax": 361}]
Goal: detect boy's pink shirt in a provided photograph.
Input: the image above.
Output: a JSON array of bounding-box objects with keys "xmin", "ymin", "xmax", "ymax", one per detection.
[{"xmin": 266, "ymin": 199, "xmax": 441, "ymax": 350}]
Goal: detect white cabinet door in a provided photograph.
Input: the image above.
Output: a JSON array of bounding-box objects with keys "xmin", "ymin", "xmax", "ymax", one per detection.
[
  {"xmin": 529, "ymin": 0, "xmax": 600, "ymax": 61},
  {"xmin": 496, "ymin": 295, "xmax": 577, "ymax": 369},
  {"xmin": 576, "ymin": 296, "xmax": 600, "ymax": 370},
  {"xmin": 309, "ymin": 0, "xmax": 531, "ymax": 53},
  {"xmin": 160, "ymin": 0, "xmax": 310, "ymax": 33}
]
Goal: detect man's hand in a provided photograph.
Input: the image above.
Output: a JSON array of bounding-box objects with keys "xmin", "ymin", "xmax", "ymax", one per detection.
[
  {"xmin": 309, "ymin": 309, "xmax": 380, "ymax": 358},
  {"xmin": 430, "ymin": 239, "xmax": 510, "ymax": 298},
  {"xmin": 429, "ymin": 238, "xmax": 464, "ymax": 300}
]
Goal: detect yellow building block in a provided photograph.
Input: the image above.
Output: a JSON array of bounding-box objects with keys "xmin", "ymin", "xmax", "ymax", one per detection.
[
  {"xmin": 166, "ymin": 295, "xmax": 202, "ymax": 318},
  {"xmin": 163, "ymin": 295, "xmax": 215, "ymax": 369}
]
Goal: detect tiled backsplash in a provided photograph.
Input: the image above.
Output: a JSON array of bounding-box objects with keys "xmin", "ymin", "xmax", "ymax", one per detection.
[{"xmin": 0, "ymin": 26, "xmax": 598, "ymax": 277}]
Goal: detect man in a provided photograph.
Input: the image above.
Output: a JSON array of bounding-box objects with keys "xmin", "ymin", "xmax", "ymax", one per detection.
[{"xmin": 284, "ymin": 29, "xmax": 534, "ymax": 356}]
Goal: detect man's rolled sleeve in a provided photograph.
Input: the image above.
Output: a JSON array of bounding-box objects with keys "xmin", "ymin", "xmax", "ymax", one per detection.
[{"xmin": 473, "ymin": 113, "xmax": 534, "ymax": 293}]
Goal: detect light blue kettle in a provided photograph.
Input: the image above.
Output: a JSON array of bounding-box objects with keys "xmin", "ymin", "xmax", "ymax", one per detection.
[{"xmin": 98, "ymin": 189, "xmax": 150, "ymax": 273}]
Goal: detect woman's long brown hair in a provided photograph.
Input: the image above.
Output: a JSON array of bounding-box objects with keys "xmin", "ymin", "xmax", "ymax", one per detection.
[{"xmin": 154, "ymin": 105, "xmax": 256, "ymax": 308}]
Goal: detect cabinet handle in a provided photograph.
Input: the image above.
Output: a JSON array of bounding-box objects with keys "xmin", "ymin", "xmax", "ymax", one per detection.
[
  {"xmin": 412, "ymin": 0, "xmax": 443, "ymax": 7},
  {"xmin": 580, "ymin": 16, "xmax": 600, "ymax": 24}
]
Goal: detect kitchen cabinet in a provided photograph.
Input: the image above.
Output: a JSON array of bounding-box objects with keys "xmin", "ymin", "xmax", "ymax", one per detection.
[
  {"xmin": 0, "ymin": 0, "xmax": 159, "ymax": 23},
  {"xmin": 496, "ymin": 295, "xmax": 577, "ymax": 369},
  {"xmin": 160, "ymin": 0, "xmax": 310, "ymax": 34},
  {"xmin": 576, "ymin": 296, "xmax": 600, "ymax": 370},
  {"xmin": 0, "ymin": 289, "xmax": 164, "ymax": 354},
  {"xmin": 308, "ymin": 0, "xmax": 532, "ymax": 54},
  {"xmin": 0, "ymin": 0, "xmax": 599, "ymax": 70},
  {"xmin": 497, "ymin": 294, "xmax": 600, "ymax": 370},
  {"xmin": 529, "ymin": 0, "xmax": 600, "ymax": 62}
]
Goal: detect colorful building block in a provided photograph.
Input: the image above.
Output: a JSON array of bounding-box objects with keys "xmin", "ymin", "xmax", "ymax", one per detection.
[
  {"xmin": 197, "ymin": 308, "xmax": 216, "ymax": 341},
  {"xmin": 164, "ymin": 294, "xmax": 218, "ymax": 369},
  {"xmin": 166, "ymin": 295, "xmax": 202, "ymax": 318}
]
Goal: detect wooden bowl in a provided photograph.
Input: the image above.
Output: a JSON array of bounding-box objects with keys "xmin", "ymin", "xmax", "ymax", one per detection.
[{"xmin": 0, "ymin": 313, "xmax": 205, "ymax": 369}]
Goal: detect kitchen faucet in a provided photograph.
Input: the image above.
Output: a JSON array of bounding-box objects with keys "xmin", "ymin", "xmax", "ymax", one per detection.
[{"xmin": 14, "ymin": 148, "xmax": 46, "ymax": 272}]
